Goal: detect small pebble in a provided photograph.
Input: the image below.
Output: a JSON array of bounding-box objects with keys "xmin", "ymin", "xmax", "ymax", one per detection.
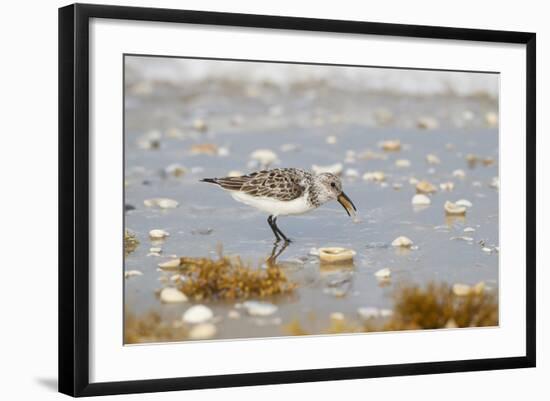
[
  {"xmin": 482, "ymin": 247, "xmax": 492, "ymax": 253},
  {"xmin": 164, "ymin": 164, "xmax": 186, "ymax": 177},
  {"xmin": 464, "ymin": 227, "xmax": 476, "ymax": 233},
  {"xmin": 150, "ymin": 247, "xmax": 162, "ymax": 253},
  {"xmin": 412, "ymin": 194, "xmax": 431, "ymax": 206},
  {"xmin": 345, "ymin": 168, "xmax": 360, "ymax": 179},
  {"xmin": 391, "ymin": 236, "xmax": 413, "ymax": 248},
  {"xmin": 149, "ymin": 229, "xmax": 169, "ymax": 240},
  {"xmin": 227, "ymin": 310, "xmax": 241, "ymax": 319},
  {"xmin": 188, "ymin": 323, "xmax": 217, "ymax": 340},
  {"xmin": 192, "ymin": 118, "xmax": 208, "ymax": 132},
  {"xmin": 242, "ymin": 301, "xmax": 278, "ymax": 317},
  {"xmin": 182, "ymin": 305, "xmax": 214, "ymax": 324},
  {"xmin": 160, "ymin": 287, "xmax": 188, "ymax": 303}
]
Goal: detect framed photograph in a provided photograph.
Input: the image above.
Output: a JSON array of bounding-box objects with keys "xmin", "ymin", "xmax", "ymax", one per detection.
[{"xmin": 58, "ymin": 3, "xmax": 536, "ymax": 397}]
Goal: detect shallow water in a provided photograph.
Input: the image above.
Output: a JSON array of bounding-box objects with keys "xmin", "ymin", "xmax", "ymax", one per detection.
[{"xmin": 124, "ymin": 78, "xmax": 499, "ymax": 341}]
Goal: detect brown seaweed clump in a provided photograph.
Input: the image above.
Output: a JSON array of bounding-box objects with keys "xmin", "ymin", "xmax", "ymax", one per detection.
[
  {"xmin": 124, "ymin": 229, "xmax": 139, "ymax": 256},
  {"xmin": 124, "ymin": 311, "xmax": 187, "ymax": 344},
  {"xmin": 384, "ymin": 282, "xmax": 498, "ymax": 330},
  {"xmin": 174, "ymin": 255, "xmax": 296, "ymax": 301}
]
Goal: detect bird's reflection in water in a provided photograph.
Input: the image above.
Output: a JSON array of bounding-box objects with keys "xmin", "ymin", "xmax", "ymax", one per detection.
[{"xmin": 267, "ymin": 241, "xmax": 289, "ymax": 265}]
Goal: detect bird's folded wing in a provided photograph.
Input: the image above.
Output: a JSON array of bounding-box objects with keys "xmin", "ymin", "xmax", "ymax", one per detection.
[{"xmin": 217, "ymin": 170, "xmax": 306, "ymax": 201}]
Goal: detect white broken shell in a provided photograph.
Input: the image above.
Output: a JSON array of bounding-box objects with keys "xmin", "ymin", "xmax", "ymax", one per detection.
[
  {"xmin": 149, "ymin": 229, "xmax": 169, "ymax": 240},
  {"xmin": 160, "ymin": 287, "xmax": 188, "ymax": 303},
  {"xmin": 412, "ymin": 194, "xmax": 431, "ymax": 206},
  {"xmin": 391, "ymin": 236, "xmax": 413, "ymax": 248},
  {"xmin": 374, "ymin": 268, "xmax": 391, "ymax": 279},
  {"xmin": 444, "ymin": 201, "xmax": 467, "ymax": 216},
  {"xmin": 318, "ymin": 247, "xmax": 356, "ymax": 263},
  {"xmin": 182, "ymin": 305, "xmax": 214, "ymax": 324},
  {"xmin": 242, "ymin": 301, "xmax": 278, "ymax": 317}
]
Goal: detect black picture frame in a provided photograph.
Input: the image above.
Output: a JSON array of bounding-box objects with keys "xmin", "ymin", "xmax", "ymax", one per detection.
[{"xmin": 59, "ymin": 3, "xmax": 536, "ymax": 397}]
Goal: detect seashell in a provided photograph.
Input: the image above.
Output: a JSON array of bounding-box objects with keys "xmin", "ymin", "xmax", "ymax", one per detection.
[
  {"xmin": 188, "ymin": 323, "xmax": 217, "ymax": 340},
  {"xmin": 250, "ymin": 149, "xmax": 278, "ymax": 167},
  {"xmin": 160, "ymin": 287, "xmax": 188, "ymax": 303},
  {"xmin": 192, "ymin": 118, "xmax": 208, "ymax": 132},
  {"xmin": 464, "ymin": 227, "xmax": 476, "ymax": 233},
  {"xmin": 158, "ymin": 259, "xmax": 181, "ymax": 270},
  {"xmin": 485, "ymin": 111, "xmax": 498, "ymax": 127},
  {"xmin": 242, "ymin": 301, "xmax": 278, "ymax": 317},
  {"xmin": 472, "ymin": 281, "xmax": 485, "ymax": 295},
  {"xmin": 144, "ymin": 198, "xmax": 179, "ymax": 209},
  {"xmin": 330, "ymin": 312, "xmax": 345, "ymax": 321},
  {"xmin": 149, "ymin": 229, "xmax": 169, "ymax": 240},
  {"xmin": 391, "ymin": 236, "xmax": 413, "ymax": 248},
  {"xmin": 345, "ymin": 168, "xmax": 360, "ymax": 179},
  {"xmin": 190, "ymin": 143, "xmax": 217, "ymax": 155},
  {"xmin": 124, "ymin": 270, "xmax": 143, "ymax": 278},
  {"xmin": 452, "ymin": 283, "xmax": 471, "ymax": 296},
  {"xmin": 379, "ymin": 139, "xmax": 401, "ymax": 152},
  {"xmin": 482, "ymin": 247, "xmax": 492, "ymax": 253},
  {"xmin": 227, "ymin": 170, "xmax": 244, "ymax": 177},
  {"xmin": 373, "ymin": 108, "xmax": 393, "ymax": 125},
  {"xmin": 417, "ymin": 116, "xmax": 439, "ymax": 130},
  {"xmin": 455, "ymin": 199, "xmax": 473, "ymax": 208},
  {"xmin": 412, "ymin": 194, "xmax": 431, "ymax": 206},
  {"xmin": 395, "ymin": 159, "xmax": 411, "ymax": 168},
  {"xmin": 444, "ymin": 201, "xmax": 467, "ymax": 216},
  {"xmin": 426, "ymin": 154, "xmax": 441, "ymax": 164},
  {"xmin": 358, "ymin": 307, "xmax": 379, "ymax": 319},
  {"xmin": 312, "ymin": 163, "xmax": 343, "ymax": 175},
  {"xmin": 318, "ymin": 247, "xmax": 356, "ymax": 263},
  {"xmin": 440, "ymin": 181, "xmax": 455, "ymax": 191},
  {"xmin": 452, "ymin": 169, "xmax": 466, "ymax": 179},
  {"xmin": 362, "ymin": 171, "xmax": 385, "ymax": 182},
  {"xmin": 164, "ymin": 164, "xmax": 187, "ymax": 177},
  {"xmin": 326, "ymin": 135, "xmax": 337, "ymax": 145},
  {"xmin": 149, "ymin": 247, "xmax": 162, "ymax": 253},
  {"xmin": 217, "ymin": 147, "xmax": 230, "ymax": 157},
  {"xmin": 416, "ymin": 180, "xmax": 437, "ymax": 194},
  {"xmin": 374, "ymin": 268, "xmax": 391, "ymax": 279},
  {"xmin": 380, "ymin": 309, "xmax": 393, "ymax": 318},
  {"xmin": 182, "ymin": 305, "xmax": 214, "ymax": 324}
]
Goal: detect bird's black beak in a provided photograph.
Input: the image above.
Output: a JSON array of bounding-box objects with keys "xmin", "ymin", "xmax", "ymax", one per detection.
[{"xmin": 337, "ymin": 192, "xmax": 357, "ymax": 217}]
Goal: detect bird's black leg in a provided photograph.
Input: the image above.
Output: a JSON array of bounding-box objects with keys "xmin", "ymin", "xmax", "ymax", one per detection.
[
  {"xmin": 267, "ymin": 215, "xmax": 281, "ymax": 242},
  {"xmin": 272, "ymin": 217, "xmax": 292, "ymax": 243}
]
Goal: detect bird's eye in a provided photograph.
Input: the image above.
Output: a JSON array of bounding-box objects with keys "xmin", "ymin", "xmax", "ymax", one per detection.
[{"xmin": 330, "ymin": 182, "xmax": 336, "ymax": 188}]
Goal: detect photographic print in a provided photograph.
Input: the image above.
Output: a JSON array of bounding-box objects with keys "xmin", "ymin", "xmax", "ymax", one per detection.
[{"xmin": 123, "ymin": 55, "xmax": 500, "ymax": 344}]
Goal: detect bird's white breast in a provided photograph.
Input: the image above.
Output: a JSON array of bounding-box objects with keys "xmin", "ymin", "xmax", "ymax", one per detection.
[{"xmin": 230, "ymin": 192, "xmax": 313, "ymax": 216}]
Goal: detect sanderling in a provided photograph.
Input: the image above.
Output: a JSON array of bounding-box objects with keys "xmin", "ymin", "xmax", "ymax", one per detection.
[{"xmin": 201, "ymin": 168, "xmax": 356, "ymax": 243}]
